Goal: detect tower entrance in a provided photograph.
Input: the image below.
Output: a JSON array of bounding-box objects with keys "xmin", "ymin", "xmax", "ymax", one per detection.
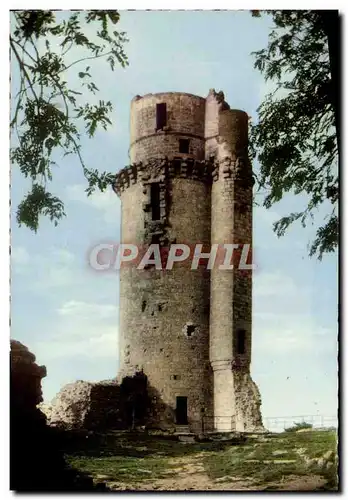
[{"xmin": 176, "ymin": 396, "xmax": 188, "ymax": 425}]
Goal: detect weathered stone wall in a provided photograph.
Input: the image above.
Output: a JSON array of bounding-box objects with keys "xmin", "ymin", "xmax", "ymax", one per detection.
[
  {"xmin": 48, "ymin": 373, "xmax": 151, "ymax": 431},
  {"xmin": 234, "ymin": 371, "xmax": 263, "ymax": 432},
  {"xmin": 49, "ymin": 381, "xmax": 94, "ymax": 429},
  {"xmin": 130, "ymin": 135, "xmax": 204, "ymax": 163},
  {"xmin": 209, "ymin": 102, "xmax": 261, "ymax": 431},
  {"xmin": 204, "ymin": 88, "xmax": 230, "ymax": 159},
  {"xmin": 130, "ymin": 93, "xmax": 206, "ymax": 162},
  {"xmin": 117, "ymin": 170, "xmax": 213, "ymax": 432}
]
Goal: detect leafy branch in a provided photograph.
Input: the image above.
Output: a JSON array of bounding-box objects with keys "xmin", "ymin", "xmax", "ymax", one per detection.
[
  {"xmin": 10, "ymin": 10, "xmax": 128, "ymax": 231},
  {"xmin": 250, "ymin": 10, "xmax": 339, "ymax": 259}
]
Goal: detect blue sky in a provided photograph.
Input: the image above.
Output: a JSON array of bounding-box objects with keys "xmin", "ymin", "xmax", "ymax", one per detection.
[{"xmin": 10, "ymin": 10, "xmax": 338, "ymax": 422}]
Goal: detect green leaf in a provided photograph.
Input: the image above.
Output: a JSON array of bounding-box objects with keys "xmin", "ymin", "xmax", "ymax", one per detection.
[
  {"xmin": 251, "ymin": 10, "xmax": 338, "ymax": 259},
  {"xmin": 10, "ymin": 9, "xmax": 128, "ymax": 231}
]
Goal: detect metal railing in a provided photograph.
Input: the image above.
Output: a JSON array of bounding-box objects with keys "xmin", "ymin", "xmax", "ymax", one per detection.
[
  {"xmin": 263, "ymin": 415, "xmax": 338, "ymax": 433},
  {"xmin": 198, "ymin": 414, "xmax": 338, "ymax": 434},
  {"xmin": 202, "ymin": 415, "xmax": 236, "ymax": 432}
]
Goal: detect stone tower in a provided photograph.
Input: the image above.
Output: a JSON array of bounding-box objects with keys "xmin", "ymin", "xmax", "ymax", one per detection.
[{"xmin": 113, "ymin": 90, "xmax": 262, "ymax": 432}]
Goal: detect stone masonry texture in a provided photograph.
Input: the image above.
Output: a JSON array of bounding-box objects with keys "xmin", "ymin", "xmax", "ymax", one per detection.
[{"xmin": 113, "ymin": 89, "xmax": 263, "ymax": 433}]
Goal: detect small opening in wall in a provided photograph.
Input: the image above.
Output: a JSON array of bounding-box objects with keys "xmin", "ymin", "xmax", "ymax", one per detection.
[
  {"xmin": 184, "ymin": 324, "xmax": 197, "ymax": 337},
  {"xmin": 150, "ymin": 183, "xmax": 161, "ymax": 221},
  {"xmin": 179, "ymin": 138, "xmax": 190, "ymax": 154},
  {"xmin": 237, "ymin": 329, "xmax": 246, "ymax": 355},
  {"xmin": 171, "ymin": 374, "xmax": 180, "ymax": 381},
  {"xmin": 141, "ymin": 300, "xmax": 146, "ymax": 312},
  {"xmin": 151, "ymin": 234, "xmax": 161, "ymax": 245},
  {"xmin": 158, "ymin": 304, "xmax": 162, "ymax": 312},
  {"xmin": 156, "ymin": 103, "xmax": 167, "ymax": 130},
  {"xmin": 187, "ymin": 327, "xmax": 194, "ymax": 337}
]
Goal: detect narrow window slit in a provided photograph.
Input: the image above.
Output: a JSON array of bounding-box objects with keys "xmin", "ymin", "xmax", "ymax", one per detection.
[
  {"xmin": 156, "ymin": 103, "xmax": 167, "ymax": 130},
  {"xmin": 150, "ymin": 183, "xmax": 161, "ymax": 221},
  {"xmin": 237, "ymin": 329, "xmax": 246, "ymax": 355}
]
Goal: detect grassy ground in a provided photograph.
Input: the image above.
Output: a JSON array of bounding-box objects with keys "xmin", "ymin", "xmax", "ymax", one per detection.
[{"xmin": 65, "ymin": 430, "xmax": 338, "ymax": 491}]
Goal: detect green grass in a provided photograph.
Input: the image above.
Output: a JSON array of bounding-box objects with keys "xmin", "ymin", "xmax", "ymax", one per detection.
[
  {"xmin": 64, "ymin": 430, "xmax": 338, "ymax": 490},
  {"xmin": 202, "ymin": 430, "xmax": 338, "ymax": 487},
  {"xmin": 67, "ymin": 454, "xmax": 175, "ymax": 483}
]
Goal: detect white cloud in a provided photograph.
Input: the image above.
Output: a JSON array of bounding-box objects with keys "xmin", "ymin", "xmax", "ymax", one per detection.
[
  {"xmin": 50, "ymin": 248, "xmax": 75, "ymax": 264},
  {"xmin": 33, "ymin": 247, "xmax": 77, "ymax": 290},
  {"xmin": 11, "ymin": 246, "xmax": 30, "ymax": 270},
  {"xmin": 34, "ymin": 325, "xmax": 119, "ymax": 361},
  {"xmin": 11, "ymin": 246, "xmax": 78, "ymax": 288},
  {"xmin": 66, "ymin": 184, "xmax": 120, "ymax": 224},
  {"xmin": 253, "ymin": 321, "xmax": 334, "ymax": 354},
  {"xmin": 57, "ymin": 300, "xmax": 118, "ymax": 320},
  {"xmin": 32, "ymin": 296, "xmax": 119, "ymax": 361},
  {"xmin": 252, "ymin": 270, "xmax": 337, "ymax": 355},
  {"xmin": 11, "ymin": 245, "xmax": 85, "ymax": 292},
  {"xmin": 254, "ymin": 206, "xmax": 281, "ymax": 226},
  {"xmin": 254, "ymin": 270, "xmax": 301, "ymax": 298}
]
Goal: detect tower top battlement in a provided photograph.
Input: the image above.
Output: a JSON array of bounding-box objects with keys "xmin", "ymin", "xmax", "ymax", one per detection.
[{"xmin": 131, "ymin": 91, "xmax": 206, "ymax": 103}]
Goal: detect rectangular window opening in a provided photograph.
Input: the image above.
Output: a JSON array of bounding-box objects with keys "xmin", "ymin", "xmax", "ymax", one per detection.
[
  {"xmin": 237, "ymin": 329, "xmax": 246, "ymax": 355},
  {"xmin": 150, "ymin": 183, "xmax": 161, "ymax": 221},
  {"xmin": 179, "ymin": 139, "xmax": 190, "ymax": 154},
  {"xmin": 156, "ymin": 103, "xmax": 167, "ymax": 130}
]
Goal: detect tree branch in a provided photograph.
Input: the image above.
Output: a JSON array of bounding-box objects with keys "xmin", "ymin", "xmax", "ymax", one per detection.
[
  {"xmin": 10, "ymin": 37, "xmax": 40, "ymax": 109},
  {"xmin": 60, "ymin": 50, "xmax": 114, "ymax": 73}
]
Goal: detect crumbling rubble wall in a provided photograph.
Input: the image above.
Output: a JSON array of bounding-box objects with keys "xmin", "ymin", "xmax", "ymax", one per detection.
[
  {"xmin": 233, "ymin": 371, "xmax": 264, "ymax": 432},
  {"xmin": 48, "ymin": 372, "xmax": 152, "ymax": 431}
]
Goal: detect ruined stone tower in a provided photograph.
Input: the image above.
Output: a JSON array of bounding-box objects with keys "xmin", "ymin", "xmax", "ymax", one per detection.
[{"xmin": 113, "ymin": 90, "xmax": 262, "ymax": 432}]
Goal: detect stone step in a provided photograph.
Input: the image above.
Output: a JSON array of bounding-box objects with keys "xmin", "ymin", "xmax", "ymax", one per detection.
[{"xmin": 175, "ymin": 425, "xmax": 190, "ymax": 434}]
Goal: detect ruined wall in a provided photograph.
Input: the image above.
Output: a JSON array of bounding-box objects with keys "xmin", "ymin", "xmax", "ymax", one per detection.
[
  {"xmin": 48, "ymin": 373, "xmax": 151, "ymax": 431},
  {"xmin": 204, "ymin": 88, "xmax": 230, "ymax": 159},
  {"xmin": 234, "ymin": 372, "xmax": 263, "ymax": 432}
]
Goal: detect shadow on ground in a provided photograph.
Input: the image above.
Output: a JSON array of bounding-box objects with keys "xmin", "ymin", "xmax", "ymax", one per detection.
[{"xmin": 59, "ymin": 429, "xmax": 247, "ymax": 459}]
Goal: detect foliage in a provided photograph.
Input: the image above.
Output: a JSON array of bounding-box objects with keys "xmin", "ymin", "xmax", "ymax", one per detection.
[
  {"xmin": 251, "ymin": 11, "xmax": 339, "ymax": 259},
  {"xmin": 284, "ymin": 421, "xmax": 313, "ymax": 432},
  {"xmin": 10, "ymin": 10, "xmax": 128, "ymax": 231}
]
